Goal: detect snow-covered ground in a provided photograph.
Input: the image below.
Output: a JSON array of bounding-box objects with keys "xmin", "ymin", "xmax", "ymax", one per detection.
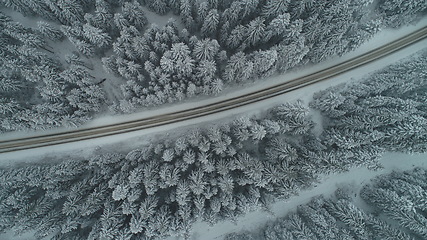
[
  {"xmin": 0, "ymin": 152, "xmax": 424, "ymax": 240},
  {"xmin": 1, "ymin": 19, "xmax": 426, "ymax": 240},
  {"xmin": 55, "ymin": 17, "xmax": 427, "ymax": 128},
  {"xmin": 143, "ymin": 8, "xmax": 184, "ymax": 29},
  {"xmin": 1, "ymin": 19, "xmax": 427, "ymax": 165},
  {"xmin": 183, "ymin": 152, "xmax": 427, "ymax": 240},
  {"xmin": 1, "ymin": 3, "xmax": 426, "ymax": 239},
  {"xmin": 0, "ymin": 230, "xmax": 42, "ymax": 240}
]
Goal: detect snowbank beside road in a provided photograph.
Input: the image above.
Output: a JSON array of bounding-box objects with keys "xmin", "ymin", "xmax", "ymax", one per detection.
[{"xmin": 2, "ymin": 20, "xmax": 427, "ymax": 165}]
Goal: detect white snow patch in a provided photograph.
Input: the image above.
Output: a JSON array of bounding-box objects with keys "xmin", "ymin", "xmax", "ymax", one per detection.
[
  {"xmin": 143, "ymin": 8, "xmax": 184, "ymax": 29},
  {"xmin": 3, "ymin": 9, "xmax": 40, "ymax": 28},
  {"xmin": 0, "ymin": 230, "xmax": 43, "ymax": 240}
]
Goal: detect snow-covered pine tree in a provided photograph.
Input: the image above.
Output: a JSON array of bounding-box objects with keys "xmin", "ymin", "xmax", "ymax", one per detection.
[
  {"xmin": 208, "ymin": 78, "xmax": 223, "ymax": 95},
  {"xmin": 146, "ymin": 0, "xmax": 169, "ymax": 15},
  {"xmin": 195, "ymin": 60, "xmax": 217, "ymax": 83},
  {"xmin": 239, "ymin": 0, "xmax": 260, "ymax": 20},
  {"xmin": 284, "ymin": 213, "xmax": 317, "ymax": 239},
  {"xmin": 193, "ymin": 38, "xmax": 220, "ymax": 62},
  {"xmin": 122, "ymin": 1, "xmax": 148, "ymax": 30},
  {"xmin": 223, "ymin": 51, "xmax": 254, "ymax": 83},
  {"xmin": 180, "ymin": 0, "xmax": 196, "ymax": 32},
  {"xmin": 201, "ymin": 9, "xmax": 219, "ymax": 38},
  {"xmin": 160, "ymin": 42, "xmax": 195, "ymax": 79},
  {"xmin": 252, "ymin": 49, "xmax": 277, "ymax": 78},
  {"xmin": 82, "ymin": 23, "xmax": 111, "ymax": 48},
  {"xmin": 37, "ymin": 21, "xmax": 63, "ymax": 41},
  {"xmin": 89, "ymin": 0, "xmax": 114, "ymax": 30},
  {"xmin": 243, "ymin": 17, "xmax": 265, "ymax": 48},
  {"xmin": 361, "ymin": 185, "xmax": 427, "ymax": 238},
  {"xmin": 56, "ymin": 0, "xmax": 85, "ymax": 24},
  {"xmin": 377, "ymin": 0, "xmax": 427, "ymax": 27},
  {"xmin": 265, "ymin": 13, "xmax": 290, "ymax": 42},
  {"xmin": 226, "ymin": 25, "xmax": 247, "ymax": 50},
  {"xmin": 195, "ymin": 1, "xmax": 209, "ymax": 27},
  {"xmin": 325, "ymin": 199, "xmax": 371, "ymax": 239},
  {"xmin": 261, "ymin": 0, "xmax": 290, "ymax": 19},
  {"xmin": 168, "ymin": 0, "xmax": 181, "ymax": 14}
]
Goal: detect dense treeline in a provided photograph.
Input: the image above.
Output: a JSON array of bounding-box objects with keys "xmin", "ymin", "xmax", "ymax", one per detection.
[
  {"xmin": 0, "ymin": 98, "xmax": 387, "ymax": 240},
  {"xmin": 311, "ymin": 49, "xmax": 427, "ymax": 154},
  {"xmin": 1, "ymin": 0, "xmax": 426, "ymax": 124},
  {"xmin": 361, "ymin": 168, "xmax": 427, "ymax": 239},
  {"xmin": 0, "ymin": 101, "xmax": 328, "ymax": 239},
  {"xmin": 1, "ymin": 45, "xmax": 427, "ymax": 240},
  {"xmin": 101, "ymin": 0, "xmax": 427, "ymax": 111},
  {"xmin": 105, "ymin": 0, "xmax": 394, "ymax": 111},
  {"xmin": 1, "ymin": 1, "xmax": 427, "ymax": 238},
  {"xmin": 377, "ymin": 0, "xmax": 427, "ymax": 27},
  {"xmin": 225, "ymin": 167, "xmax": 427, "ymax": 240},
  {"xmin": 0, "ymin": 12, "xmax": 105, "ymax": 133}
]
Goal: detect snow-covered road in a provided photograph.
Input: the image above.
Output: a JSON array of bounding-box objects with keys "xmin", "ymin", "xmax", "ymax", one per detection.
[
  {"xmin": 1, "ymin": 18, "xmax": 426, "ymax": 240},
  {"xmin": 1, "ymin": 19, "xmax": 427, "ymax": 164}
]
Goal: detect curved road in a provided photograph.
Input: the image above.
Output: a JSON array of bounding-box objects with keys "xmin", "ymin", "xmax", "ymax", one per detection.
[{"xmin": 1, "ymin": 26, "xmax": 427, "ymax": 153}]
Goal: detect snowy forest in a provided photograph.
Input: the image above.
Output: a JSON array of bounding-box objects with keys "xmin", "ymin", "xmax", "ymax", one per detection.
[
  {"xmin": 0, "ymin": 49, "xmax": 426, "ymax": 239},
  {"xmin": 1, "ymin": 0, "xmax": 426, "ymax": 132},
  {"xmin": 225, "ymin": 167, "xmax": 427, "ymax": 240}
]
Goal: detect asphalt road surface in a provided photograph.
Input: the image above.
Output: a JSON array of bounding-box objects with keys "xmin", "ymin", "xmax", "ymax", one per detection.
[{"xmin": 1, "ymin": 26, "xmax": 426, "ymax": 154}]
